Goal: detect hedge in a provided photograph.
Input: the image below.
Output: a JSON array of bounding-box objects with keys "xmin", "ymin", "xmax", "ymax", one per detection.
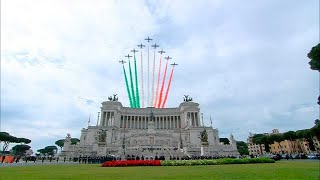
[{"xmin": 102, "ymin": 158, "xmax": 274, "ymax": 167}]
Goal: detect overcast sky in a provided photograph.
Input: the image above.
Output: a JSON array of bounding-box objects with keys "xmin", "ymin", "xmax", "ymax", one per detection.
[{"xmin": 1, "ymin": 0, "xmax": 319, "ymax": 152}]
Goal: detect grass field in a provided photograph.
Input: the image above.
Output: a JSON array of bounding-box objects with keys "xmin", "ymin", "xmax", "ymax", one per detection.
[{"xmin": 0, "ymin": 160, "xmax": 319, "ymax": 180}]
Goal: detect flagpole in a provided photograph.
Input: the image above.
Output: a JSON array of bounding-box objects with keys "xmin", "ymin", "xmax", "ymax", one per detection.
[
  {"xmin": 201, "ymin": 113, "xmax": 204, "ymax": 127},
  {"xmin": 88, "ymin": 113, "xmax": 91, "ymax": 127}
]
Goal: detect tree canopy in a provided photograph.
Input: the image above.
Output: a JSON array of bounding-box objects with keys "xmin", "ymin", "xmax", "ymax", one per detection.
[
  {"xmin": 219, "ymin": 138, "xmax": 230, "ymax": 145},
  {"xmin": 282, "ymin": 131, "xmax": 296, "ymax": 141},
  {"xmin": 37, "ymin": 145, "xmax": 58, "ymax": 156},
  {"xmin": 0, "ymin": 132, "xmax": 31, "ymax": 152},
  {"xmin": 0, "ymin": 132, "xmax": 16, "ymax": 142},
  {"xmin": 307, "ymin": 43, "xmax": 320, "ymax": 71},
  {"xmin": 44, "ymin": 145, "xmax": 58, "ymax": 156},
  {"xmin": 70, "ymin": 138, "xmax": 80, "ymax": 145},
  {"xmin": 55, "ymin": 139, "xmax": 65, "ymax": 150},
  {"xmin": 236, "ymin": 141, "xmax": 249, "ymax": 155},
  {"xmin": 37, "ymin": 148, "xmax": 47, "ymax": 155},
  {"xmin": 252, "ymin": 134, "xmax": 271, "ymax": 152},
  {"xmin": 12, "ymin": 144, "xmax": 31, "ymax": 155}
]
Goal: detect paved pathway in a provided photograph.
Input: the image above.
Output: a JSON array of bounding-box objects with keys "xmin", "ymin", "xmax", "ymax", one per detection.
[{"xmin": 0, "ymin": 161, "xmax": 86, "ymax": 167}]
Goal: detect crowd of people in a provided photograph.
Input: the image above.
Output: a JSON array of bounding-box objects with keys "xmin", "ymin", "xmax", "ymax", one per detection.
[{"xmin": 6, "ymin": 153, "xmax": 313, "ymax": 164}]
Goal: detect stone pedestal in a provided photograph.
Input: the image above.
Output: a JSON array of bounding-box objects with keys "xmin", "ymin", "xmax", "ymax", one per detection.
[{"xmin": 201, "ymin": 142, "xmax": 209, "ymax": 156}]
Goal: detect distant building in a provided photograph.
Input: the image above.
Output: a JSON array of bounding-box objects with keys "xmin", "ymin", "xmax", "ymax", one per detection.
[
  {"xmin": 247, "ymin": 129, "xmax": 318, "ymax": 155},
  {"xmin": 269, "ymin": 140, "xmax": 300, "ymax": 154},
  {"xmin": 247, "ymin": 133, "xmax": 266, "ymax": 156}
]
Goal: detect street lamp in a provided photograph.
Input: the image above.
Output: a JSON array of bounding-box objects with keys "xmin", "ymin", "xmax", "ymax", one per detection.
[{"xmin": 122, "ymin": 135, "xmax": 126, "ymax": 158}]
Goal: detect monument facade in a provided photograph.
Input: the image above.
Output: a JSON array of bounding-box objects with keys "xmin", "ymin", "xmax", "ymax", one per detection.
[{"xmin": 62, "ymin": 97, "xmax": 239, "ymax": 159}]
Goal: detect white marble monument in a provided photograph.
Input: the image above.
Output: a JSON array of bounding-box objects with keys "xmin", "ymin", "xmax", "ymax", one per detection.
[{"xmin": 62, "ymin": 99, "xmax": 239, "ymax": 159}]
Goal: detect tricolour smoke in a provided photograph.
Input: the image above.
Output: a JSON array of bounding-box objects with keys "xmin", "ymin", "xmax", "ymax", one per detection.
[
  {"xmin": 161, "ymin": 67, "xmax": 175, "ymax": 108},
  {"xmin": 154, "ymin": 54, "xmax": 162, "ymax": 107},
  {"xmin": 122, "ymin": 65, "xmax": 133, "ymax": 107},
  {"xmin": 157, "ymin": 59, "xmax": 168, "ymax": 108}
]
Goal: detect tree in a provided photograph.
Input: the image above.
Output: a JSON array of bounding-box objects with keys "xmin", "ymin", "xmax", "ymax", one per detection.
[
  {"xmin": 55, "ymin": 139, "xmax": 65, "ymax": 151},
  {"xmin": 44, "ymin": 146, "xmax": 58, "ymax": 156},
  {"xmin": 307, "ymin": 43, "xmax": 320, "ymax": 71},
  {"xmin": 0, "ymin": 132, "xmax": 17, "ymax": 153},
  {"xmin": 16, "ymin": 138, "xmax": 31, "ymax": 144},
  {"xmin": 283, "ymin": 131, "xmax": 297, "ymax": 153},
  {"xmin": 12, "ymin": 144, "xmax": 31, "ymax": 155},
  {"xmin": 311, "ymin": 121, "xmax": 320, "ymax": 139},
  {"xmin": 269, "ymin": 134, "xmax": 284, "ymax": 153},
  {"xmin": 303, "ymin": 129, "xmax": 315, "ymax": 151},
  {"xmin": 219, "ymin": 138, "xmax": 230, "ymax": 145},
  {"xmin": 283, "ymin": 131, "xmax": 296, "ymax": 141},
  {"xmin": 296, "ymin": 129, "xmax": 316, "ymax": 152},
  {"xmin": 260, "ymin": 135, "xmax": 272, "ymax": 153},
  {"xmin": 307, "ymin": 44, "xmax": 320, "ymax": 106},
  {"xmin": 252, "ymin": 134, "xmax": 271, "ymax": 153},
  {"xmin": 295, "ymin": 130, "xmax": 304, "ymax": 139},
  {"xmin": 70, "ymin": 138, "xmax": 80, "ymax": 145},
  {"xmin": 236, "ymin": 141, "xmax": 249, "ymax": 155},
  {"xmin": 37, "ymin": 149, "xmax": 47, "ymax": 156},
  {"xmin": 252, "ymin": 134, "xmax": 263, "ymax": 143},
  {"xmin": 0, "ymin": 132, "xmax": 31, "ymax": 155}
]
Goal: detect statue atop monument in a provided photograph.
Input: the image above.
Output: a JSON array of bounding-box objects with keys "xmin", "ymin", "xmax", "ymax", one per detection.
[
  {"xmin": 183, "ymin": 95, "xmax": 193, "ymax": 102},
  {"xmin": 108, "ymin": 94, "xmax": 119, "ymax": 101},
  {"xmin": 113, "ymin": 94, "xmax": 118, "ymax": 101},
  {"xmin": 66, "ymin": 133, "xmax": 71, "ymax": 139}
]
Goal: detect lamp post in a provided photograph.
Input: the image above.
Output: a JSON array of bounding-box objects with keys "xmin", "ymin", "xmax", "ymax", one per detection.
[
  {"xmin": 179, "ymin": 128, "xmax": 183, "ymax": 149},
  {"xmin": 122, "ymin": 131, "xmax": 126, "ymax": 158}
]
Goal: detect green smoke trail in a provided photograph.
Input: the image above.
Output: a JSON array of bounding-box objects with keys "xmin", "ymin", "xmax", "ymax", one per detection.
[
  {"xmin": 123, "ymin": 65, "xmax": 133, "ymax": 107},
  {"xmin": 134, "ymin": 54, "xmax": 140, "ymax": 108},
  {"xmin": 128, "ymin": 60, "xmax": 136, "ymax": 108}
]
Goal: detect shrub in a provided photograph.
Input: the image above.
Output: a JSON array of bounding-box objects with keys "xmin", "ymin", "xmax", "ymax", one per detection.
[
  {"xmin": 102, "ymin": 158, "xmax": 275, "ymax": 167},
  {"xmin": 160, "ymin": 158, "xmax": 274, "ymax": 166},
  {"xmin": 102, "ymin": 160, "xmax": 161, "ymax": 167}
]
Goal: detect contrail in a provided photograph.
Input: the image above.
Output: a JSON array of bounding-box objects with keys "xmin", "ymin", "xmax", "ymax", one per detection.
[
  {"xmin": 154, "ymin": 50, "xmax": 165, "ymax": 107},
  {"xmin": 161, "ymin": 67, "xmax": 175, "ymax": 108},
  {"xmin": 120, "ymin": 60, "xmax": 133, "ymax": 107},
  {"xmin": 145, "ymin": 37, "xmax": 152, "ymax": 107},
  {"xmin": 157, "ymin": 56, "xmax": 171, "ymax": 108},
  {"xmin": 131, "ymin": 49, "xmax": 139, "ymax": 108},
  {"xmin": 147, "ymin": 45, "xmax": 149, "ymax": 107},
  {"xmin": 128, "ymin": 60, "xmax": 136, "ymax": 108},
  {"xmin": 151, "ymin": 43, "xmax": 159, "ymax": 106},
  {"xmin": 138, "ymin": 43, "xmax": 145, "ymax": 108},
  {"xmin": 140, "ymin": 51, "xmax": 144, "ymax": 108},
  {"xmin": 133, "ymin": 51, "xmax": 140, "ymax": 108}
]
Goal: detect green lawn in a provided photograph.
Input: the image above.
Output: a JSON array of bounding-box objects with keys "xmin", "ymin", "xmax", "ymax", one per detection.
[{"xmin": 0, "ymin": 160, "xmax": 319, "ymax": 180}]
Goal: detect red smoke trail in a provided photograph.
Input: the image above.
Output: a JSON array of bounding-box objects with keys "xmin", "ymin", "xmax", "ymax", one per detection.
[
  {"xmin": 154, "ymin": 54, "xmax": 162, "ymax": 107},
  {"xmin": 161, "ymin": 67, "xmax": 174, "ymax": 108},
  {"xmin": 157, "ymin": 60, "xmax": 168, "ymax": 108}
]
